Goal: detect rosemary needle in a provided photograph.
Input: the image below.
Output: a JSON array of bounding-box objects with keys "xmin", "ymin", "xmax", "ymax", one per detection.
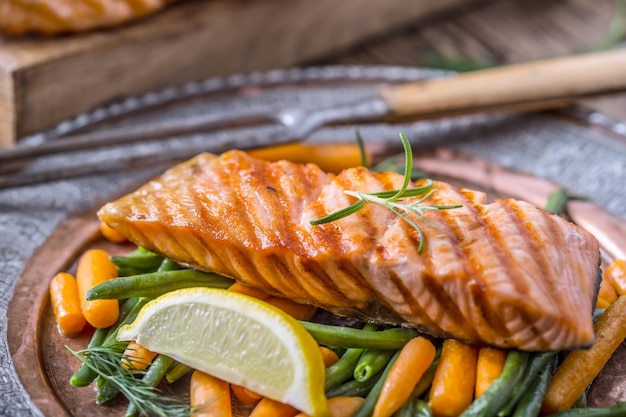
[{"xmin": 310, "ymin": 133, "xmax": 462, "ymax": 253}]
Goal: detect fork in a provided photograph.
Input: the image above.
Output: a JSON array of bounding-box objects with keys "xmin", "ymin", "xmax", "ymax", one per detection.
[{"xmin": 2, "ymin": 48, "xmax": 626, "ymax": 188}]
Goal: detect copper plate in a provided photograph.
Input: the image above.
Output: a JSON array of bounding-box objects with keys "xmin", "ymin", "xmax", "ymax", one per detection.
[
  {"xmin": 4, "ymin": 66, "xmax": 626, "ymax": 416},
  {"xmin": 6, "ymin": 149, "xmax": 626, "ymax": 416}
]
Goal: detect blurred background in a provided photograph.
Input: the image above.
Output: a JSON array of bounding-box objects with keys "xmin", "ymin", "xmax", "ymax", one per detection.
[{"xmin": 1, "ymin": 0, "xmax": 625, "ymax": 146}]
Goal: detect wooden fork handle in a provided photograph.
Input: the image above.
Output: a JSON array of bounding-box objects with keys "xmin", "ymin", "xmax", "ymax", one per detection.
[{"xmin": 382, "ymin": 48, "xmax": 626, "ymax": 119}]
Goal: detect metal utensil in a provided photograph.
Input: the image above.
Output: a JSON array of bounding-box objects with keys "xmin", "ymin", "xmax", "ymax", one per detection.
[{"xmin": 2, "ymin": 48, "xmax": 626, "ymax": 187}]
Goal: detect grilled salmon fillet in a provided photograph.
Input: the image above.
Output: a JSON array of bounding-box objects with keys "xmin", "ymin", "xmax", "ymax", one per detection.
[
  {"xmin": 0, "ymin": 0, "xmax": 180, "ymax": 36},
  {"xmin": 98, "ymin": 150, "xmax": 601, "ymax": 351}
]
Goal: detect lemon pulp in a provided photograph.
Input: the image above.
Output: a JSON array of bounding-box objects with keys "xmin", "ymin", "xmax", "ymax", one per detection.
[{"xmin": 117, "ymin": 287, "xmax": 330, "ymax": 417}]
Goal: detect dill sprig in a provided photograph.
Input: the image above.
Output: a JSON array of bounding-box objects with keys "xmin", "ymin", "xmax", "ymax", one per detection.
[
  {"xmin": 67, "ymin": 343, "xmax": 189, "ymax": 417},
  {"xmin": 310, "ymin": 133, "xmax": 462, "ymax": 253}
]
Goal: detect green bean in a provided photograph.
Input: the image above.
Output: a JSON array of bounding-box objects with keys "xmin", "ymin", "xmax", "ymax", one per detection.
[
  {"xmin": 544, "ymin": 188, "xmax": 568, "ymax": 214},
  {"xmin": 593, "ymin": 308, "xmax": 606, "ymax": 322},
  {"xmin": 414, "ymin": 399, "xmax": 435, "ymax": 417},
  {"xmin": 325, "ymin": 348, "xmax": 365, "ymax": 391},
  {"xmin": 353, "ymin": 350, "xmax": 400, "ymax": 417},
  {"xmin": 396, "ymin": 398, "xmax": 434, "ymax": 417},
  {"xmin": 512, "ymin": 356, "xmax": 557, "ymax": 417},
  {"xmin": 299, "ymin": 322, "xmax": 419, "ymax": 349},
  {"xmin": 497, "ymin": 351, "xmax": 556, "ymax": 417},
  {"xmin": 111, "ymin": 255, "xmax": 163, "ymax": 270},
  {"xmin": 97, "ymin": 378, "xmax": 122, "ymax": 405},
  {"xmin": 86, "ymin": 270, "xmax": 233, "ymax": 301},
  {"xmin": 125, "ymin": 355, "xmax": 175, "ymax": 417},
  {"xmin": 324, "ymin": 323, "xmax": 378, "ymax": 390},
  {"xmin": 326, "ymin": 374, "xmax": 379, "ymax": 398},
  {"xmin": 165, "ymin": 362, "xmax": 192, "ymax": 384},
  {"xmin": 111, "ymin": 250, "xmax": 164, "ymax": 276},
  {"xmin": 69, "ymin": 327, "xmax": 109, "ymax": 387},
  {"xmin": 156, "ymin": 258, "xmax": 181, "ymax": 272},
  {"xmin": 70, "ymin": 297, "xmax": 144, "ymax": 387},
  {"xmin": 94, "ymin": 297, "xmax": 153, "ymax": 403},
  {"xmin": 549, "ymin": 401, "xmax": 626, "ymax": 417},
  {"xmin": 460, "ymin": 350, "xmax": 529, "ymax": 417},
  {"xmin": 354, "ymin": 349, "xmax": 395, "ymax": 382}
]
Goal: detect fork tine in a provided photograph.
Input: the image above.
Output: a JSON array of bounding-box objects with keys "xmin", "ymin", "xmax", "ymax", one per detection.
[{"xmin": 0, "ymin": 109, "xmax": 281, "ymax": 166}]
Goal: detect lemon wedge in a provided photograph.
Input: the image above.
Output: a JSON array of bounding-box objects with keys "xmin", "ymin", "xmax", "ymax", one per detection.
[{"xmin": 117, "ymin": 287, "xmax": 330, "ymax": 417}]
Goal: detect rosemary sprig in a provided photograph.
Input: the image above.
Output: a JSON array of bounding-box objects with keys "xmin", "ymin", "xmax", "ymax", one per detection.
[
  {"xmin": 67, "ymin": 344, "xmax": 189, "ymax": 416},
  {"xmin": 310, "ymin": 133, "xmax": 462, "ymax": 253}
]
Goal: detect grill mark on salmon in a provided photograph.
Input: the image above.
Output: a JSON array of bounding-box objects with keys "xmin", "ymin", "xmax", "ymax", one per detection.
[
  {"xmin": 332, "ymin": 259, "xmax": 374, "ymax": 307},
  {"xmin": 98, "ymin": 150, "xmax": 601, "ymax": 351},
  {"xmin": 431, "ymin": 191, "xmax": 498, "ymax": 341},
  {"xmin": 496, "ymin": 201, "xmax": 546, "ymax": 345},
  {"xmin": 386, "ymin": 269, "xmax": 439, "ymax": 330}
]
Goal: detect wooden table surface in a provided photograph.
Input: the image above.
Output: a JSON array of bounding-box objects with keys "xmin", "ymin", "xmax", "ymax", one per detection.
[{"xmin": 322, "ymin": 0, "xmax": 626, "ymax": 122}]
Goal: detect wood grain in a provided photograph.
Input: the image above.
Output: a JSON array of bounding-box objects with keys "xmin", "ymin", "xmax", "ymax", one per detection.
[
  {"xmin": 327, "ymin": 0, "xmax": 626, "ymax": 121},
  {"xmin": 0, "ymin": 0, "xmax": 477, "ymax": 147}
]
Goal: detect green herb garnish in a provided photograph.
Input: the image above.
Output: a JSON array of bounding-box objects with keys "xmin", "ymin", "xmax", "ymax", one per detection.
[
  {"xmin": 67, "ymin": 344, "xmax": 189, "ymax": 417},
  {"xmin": 310, "ymin": 133, "xmax": 462, "ymax": 253}
]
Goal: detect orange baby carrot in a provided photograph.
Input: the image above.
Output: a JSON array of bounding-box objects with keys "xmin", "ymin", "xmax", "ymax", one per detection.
[
  {"xmin": 474, "ymin": 347, "xmax": 507, "ymax": 398},
  {"xmin": 99, "ymin": 221, "xmax": 127, "ymax": 243},
  {"xmin": 249, "ymin": 397, "xmax": 299, "ymax": 417},
  {"xmin": 121, "ymin": 341, "xmax": 157, "ymax": 373},
  {"xmin": 76, "ymin": 249, "xmax": 119, "ymax": 328},
  {"xmin": 597, "ymin": 274, "xmax": 618, "ymax": 308},
  {"xmin": 319, "ymin": 346, "xmax": 340, "ymax": 368},
  {"xmin": 49, "ymin": 272, "xmax": 86, "ymax": 336},
  {"xmin": 190, "ymin": 370, "xmax": 232, "ymax": 417},
  {"xmin": 231, "ymin": 384, "xmax": 262, "ymax": 405},
  {"xmin": 429, "ymin": 339, "xmax": 478, "ymax": 417},
  {"xmin": 542, "ymin": 295, "xmax": 626, "ymax": 414},
  {"xmin": 372, "ymin": 336, "xmax": 437, "ymax": 417},
  {"xmin": 596, "ymin": 296, "xmax": 611, "ymax": 309},
  {"xmin": 228, "ymin": 282, "xmax": 272, "ymax": 300},
  {"xmin": 295, "ymin": 396, "xmax": 364, "ymax": 417},
  {"xmin": 265, "ymin": 296, "xmax": 317, "ymax": 321},
  {"xmin": 604, "ymin": 259, "xmax": 626, "ymax": 296},
  {"xmin": 248, "ymin": 143, "xmax": 366, "ymax": 173}
]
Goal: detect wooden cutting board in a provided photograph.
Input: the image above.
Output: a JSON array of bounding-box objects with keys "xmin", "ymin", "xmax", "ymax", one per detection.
[{"xmin": 0, "ymin": 0, "xmax": 478, "ymax": 148}]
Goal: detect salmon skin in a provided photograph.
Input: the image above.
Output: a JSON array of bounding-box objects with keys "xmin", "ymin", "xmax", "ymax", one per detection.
[{"xmin": 98, "ymin": 150, "xmax": 601, "ymax": 351}]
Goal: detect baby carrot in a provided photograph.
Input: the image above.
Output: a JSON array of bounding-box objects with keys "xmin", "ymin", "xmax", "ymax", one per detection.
[
  {"xmin": 249, "ymin": 397, "xmax": 299, "ymax": 417},
  {"xmin": 295, "ymin": 396, "xmax": 365, "ymax": 417},
  {"xmin": 121, "ymin": 341, "xmax": 157, "ymax": 373},
  {"xmin": 429, "ymin": 339, "xmax": 478, "ymax": 417},
  {"xmin": 266, "ymin": 296, "xmax": 317, "ymax": 321},
  {"xmin": 76, "ymin": 249, "xmax": 119, "ymax": 328},
  {"xmin": 320, "ymin": 346, "xmax": 340, "ymax": 368},
  {"xmin": 474, "ymin": 347, "xmax": 507, "ymax": 398},
  {"xmin": 49, "ymin": 272, "xmax": 86, "ymax": 336},
  {"xmin": 99, "ymin": 221, "xmax": 127, "ymax": 243},
  {"xmin": 597, "ymin": 275, "xmax": 618, "ymax": 308},
  {"xmin": 248, "ymin": 143, "xmax": 366, "ymax": 173},
  {"xmin": 231, "ymin": 384, "xmax": 262, "ymax": 405},
  {"xmin": 372, "ymin": 336, "xmax": 436, "ymax": 417},
  {"xmin": 603, "ymin": 259, "xmax": 626, "ymax": 295},
  {"xmin": 228, "ymin": 282, "xmax": 272, "ymax": 300},
  {"xmin": 190, "ymin": 370, "xmax": 232, "ymax": 417},
  {"xmin": 542, "ymin": 295, "xmax": 626, "ymax": 414}
]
